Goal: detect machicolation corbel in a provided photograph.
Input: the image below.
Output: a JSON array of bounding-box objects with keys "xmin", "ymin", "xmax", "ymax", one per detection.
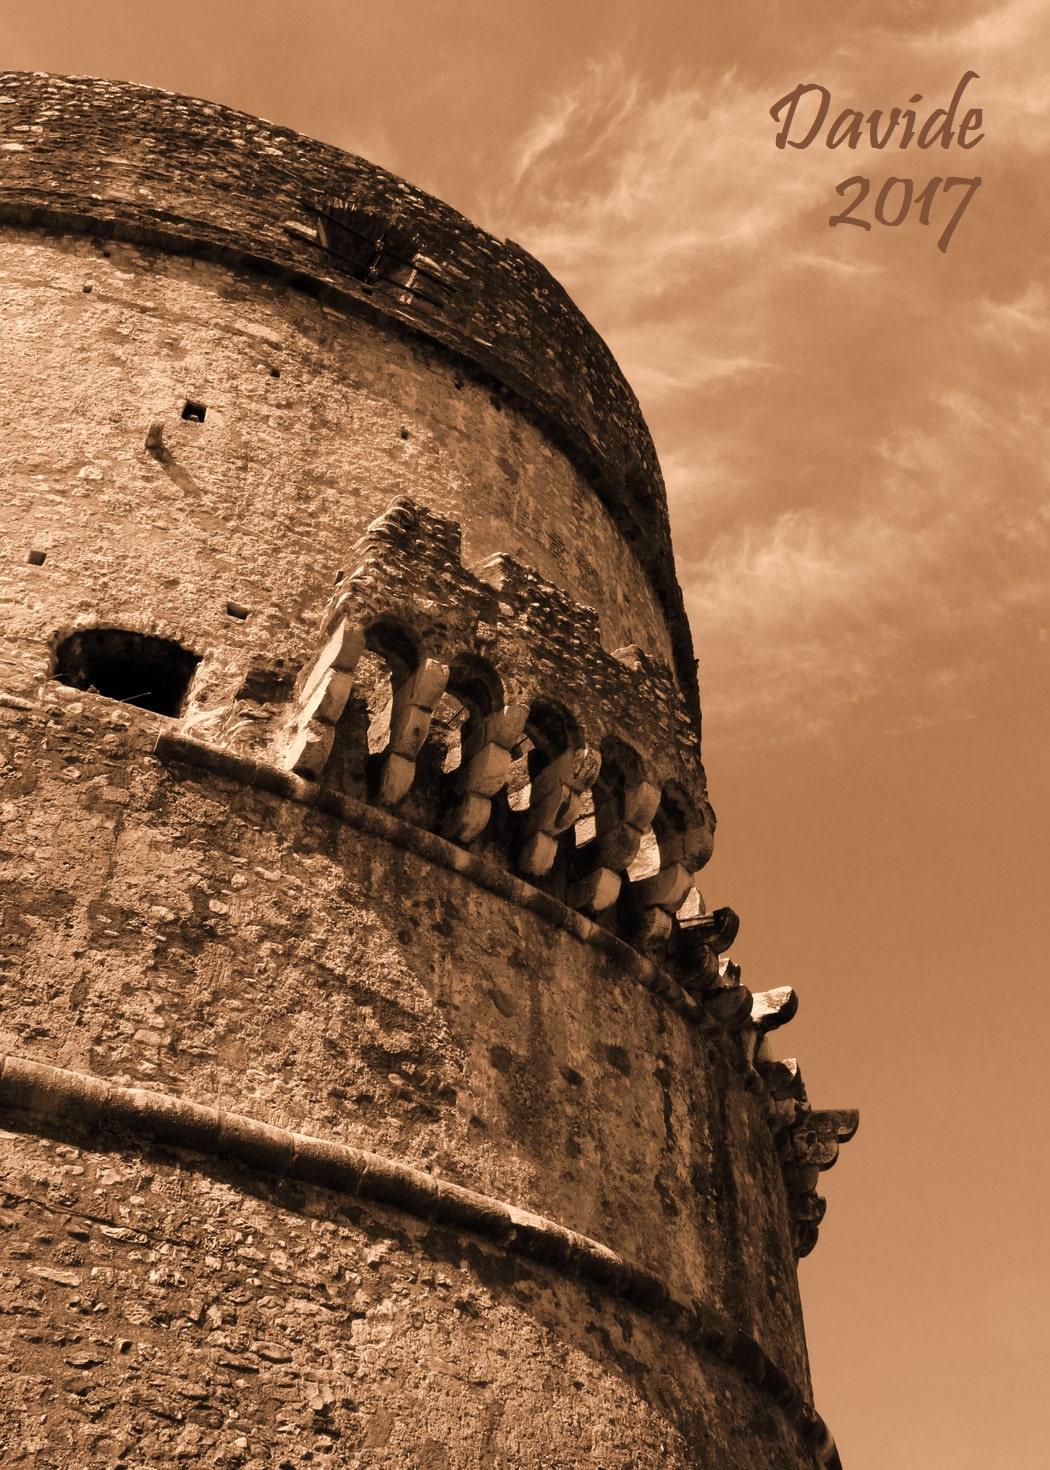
[{"xmin": 250, "ymin": 496, "xmax": 718, "ymax": 962}]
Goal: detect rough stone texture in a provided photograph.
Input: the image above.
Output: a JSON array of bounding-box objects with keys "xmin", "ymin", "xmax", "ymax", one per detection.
[
  {"xmin": 0, "ymin": 228, "xmax": 677, "ymax": 684},
  {"xmin": 0, "ymin": 72, "xmax": 855, "ymax": 1470},
  {"xmin": 0, "ymin": 70, "xmax": 697, "ymax": 707},
  {"xmin": 0, "ymin": 1127, "xmax": 823, "ymax": 1470}
]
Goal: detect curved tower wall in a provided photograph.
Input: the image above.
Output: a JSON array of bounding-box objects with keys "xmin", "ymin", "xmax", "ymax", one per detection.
[{"xmin": 0, "ymin": 73, "xmax": 855, "ymax": 1470}]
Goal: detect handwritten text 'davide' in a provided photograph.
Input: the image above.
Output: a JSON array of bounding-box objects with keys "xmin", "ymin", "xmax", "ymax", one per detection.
[{"xmin": 769, "ymin": 73, "xmax": 984, "ymax": 252}]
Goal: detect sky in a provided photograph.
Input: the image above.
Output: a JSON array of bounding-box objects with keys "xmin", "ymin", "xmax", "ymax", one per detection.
[{"xmin": 4, "ymin": 3, "xmax": 1048, "ymax": 1466}]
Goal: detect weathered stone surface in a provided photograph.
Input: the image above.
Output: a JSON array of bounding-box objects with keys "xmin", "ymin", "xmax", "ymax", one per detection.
[
  {"xmin": 0, "ymin": 70, "xmax": 855, "ymax": 1470},
  {"xmin": 0, "ymin": 69, "xmax": 699, "ymax": 705}
]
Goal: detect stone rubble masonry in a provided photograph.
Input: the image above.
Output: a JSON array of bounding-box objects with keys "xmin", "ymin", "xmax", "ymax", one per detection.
[
  {"xmin": 0, "ymin": 1053, "xmax": 843, "ymax": 1467},
  {"xmin": 0, "ymin": 71, "xmax": 856, "ymax": 1470},
  {"xmin": 0, "ymin": 69, "xmax": 697, "ymax": 711}
]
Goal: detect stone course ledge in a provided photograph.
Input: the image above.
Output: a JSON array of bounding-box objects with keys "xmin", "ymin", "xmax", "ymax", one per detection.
[
  {"xmin": 0, "ymin": 1052, "xmax": 843, "ymax": 1470},
  {"xmin": 153, "ymin": 722, "xmax": 856, "ymax": 1258}
]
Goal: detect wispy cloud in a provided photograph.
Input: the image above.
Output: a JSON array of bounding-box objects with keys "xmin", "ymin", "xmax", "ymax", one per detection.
[
  {"xmin": 509, "ymin": 57, "xmax": 643, "ymax": 187},
  {"xmin": 915, "ymin": 0, "xmax": 1050, "ymax": 143},
  {"xmin": 688, "ymin": 366, "xmax": 1050, "ymax": 744},
  {"xmin": 491, "ymin": 58, "xmax": 832, "ymax": 294},
  {"xmin": 478, "ymin": 15, "xmax": 1050, "ymax": 750},
  {"xmin": 978, "ymin": 284, "xmax": 1050, "ymax": 344}
]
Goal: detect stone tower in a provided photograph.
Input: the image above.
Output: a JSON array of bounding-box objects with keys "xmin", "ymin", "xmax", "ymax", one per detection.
[{"xmin": 0, "ymin": 73, "xmax": 856, "ymax": 1470}]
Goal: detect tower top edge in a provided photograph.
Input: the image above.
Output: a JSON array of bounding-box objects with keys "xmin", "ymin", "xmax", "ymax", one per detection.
[{"xmin": 0, "ymin": 69, "xmax": 698, "ymax": 709}]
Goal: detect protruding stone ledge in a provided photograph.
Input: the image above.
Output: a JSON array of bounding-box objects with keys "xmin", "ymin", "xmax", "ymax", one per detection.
[
  {"xmin": 154, "ymin": 726, "xmax": 710, "ymax": 1026},
  {"xmin": 759, "ymin": 1054, "xmax": 861, "ymax": 1258},
  {"xmin": 0, "ymin": 1053, "xmax": 843, "ymax": 1470}
]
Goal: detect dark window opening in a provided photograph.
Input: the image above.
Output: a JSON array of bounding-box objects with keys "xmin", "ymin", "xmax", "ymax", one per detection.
[
  {"xmin": 425, "ymin": 652, "xmax": 503, "ymax": 790},
  {"xmin": 27, "ymin": 549, "xmax": 47, "ymax": 566},
  {"xmin": 53, "ymin": 628, "xmax": 201, "ymax": 717},
  {"xmin": 311, "ymin": 196, "xmax": 451, "ymax": 309},
  {"xmin": 226, "ymin": 601, "xmax": 250, "ymax": 621},
  {"xmin": 181, "ymin": 400, "xmax": 207, "ymax": 423}
]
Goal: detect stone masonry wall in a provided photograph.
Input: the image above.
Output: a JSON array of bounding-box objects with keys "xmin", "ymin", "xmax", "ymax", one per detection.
[
  {"xmin": 0, "ymin": 230, "xmax": 677, "ymax": 679},
  {"xmin": 0, "ymin": 70, "xmax": 698, "ymax": 705},
  {"xmin": 0, "ymin": 71, "xmax": 855, "ymax": 1470},
  {"xmin": 0, "ymin": 690, "xmax": 806, "ymax": 1381},
  {"xmin": 0, "ymin": 1127, "xmax": 818, "ymax": 1470},
  {"xmin": 0, "ymin": 685, "xmax": 835, "ymax": 1469}
]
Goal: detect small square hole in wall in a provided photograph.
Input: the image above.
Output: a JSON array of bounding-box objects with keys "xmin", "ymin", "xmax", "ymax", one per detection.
[
  {"xmin": 226, "ymin": 601, "xmax": 250, "ymax": 621},
  {"xmin": 181, "ymin": 400, "xmax": 207, "ymax": 423},
  {"xmin": 27, "ymin": 549, "xmax": 47, "ymax": 566}
]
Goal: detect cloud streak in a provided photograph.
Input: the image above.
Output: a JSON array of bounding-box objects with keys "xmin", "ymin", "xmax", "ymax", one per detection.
[{"xmin": 489, "ymin": 17, "xmax": 1050, "ymax": 749}]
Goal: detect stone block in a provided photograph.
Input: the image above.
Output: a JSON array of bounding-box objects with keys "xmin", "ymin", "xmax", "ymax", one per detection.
[
  {"xmin": 517, "ymin": 830, "xmax": 559, "ymax": 877},
  {"xmin": 302, "ymin": 620, "xmax": 366, "ymax": 704},
  {"xmin": 305, "ymin": 667, "xmax": 356, "ymax": 727},
  {"xmin": 376, "ymin": 751, "xmax": 416, "ymax": 805},
  {"xmin": 633, "ymin": 862, "xmax": 692, "ymax": 913},
  {"xmin": 531, "ymin": 746, "xmax": 600, "ymax": 803},
  {"xmin": 387, "ymin": 702, "xmax": 433, "ymax": 759},
  {"xmin": 704, "ymin": 984, "xmax": 754, "ymax": 1030},
  {"xmin": 593, "ymin": 820, "xmax": 646, "ymax": 871},
  {"xmin": 481, "ymin": 704, "xmax": 530, "ymax": 750},
  {"xmin": 397, "ymin": 658, "xmax": 448, "ymax": 713},
  {"xmin": 444, "ymin": 793, "xmax": 491, "ymax": 844},
  {"xmin": 750, "ymin": 987, "xmax": 798, "ymax": 1033},
  {"xmin": 635, "ymin": 906, "xmax": 673, "ymax": 950},
  {"xmin": 526, "ymin": 784, "xmax": 581, "ymax": 837},
  {"xmin": 568, "ymin": 867, "xmax": 621, "ymax": 914},
  {"xmin": 621, "ymin": 781, "xmax": 661, "ymax": 830},
  {"xmin": 287, "ymin": 720, "xmax": 335, "ymax": 777},
  {"xmin": 459, "ymin": 741, "xmax": 512, "ymax": 797}
]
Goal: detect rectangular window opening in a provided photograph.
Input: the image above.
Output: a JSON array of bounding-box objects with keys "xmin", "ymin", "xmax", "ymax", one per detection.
[
  {"xmin": 226, "ymin": 601, "xmax": 250, "ymax": 621},
  {"xmin": 27, "ymin": 549, "xmax": 47, "ymax": 566},
  {"xmin": 181, "ymin": 400, "xmax": 207, "ymax": 423}
]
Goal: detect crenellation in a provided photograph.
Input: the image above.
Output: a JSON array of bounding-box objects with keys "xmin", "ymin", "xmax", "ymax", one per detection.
[{"xmin": 215, "ymin": 495, "xmax": 721, "ymax": 959}]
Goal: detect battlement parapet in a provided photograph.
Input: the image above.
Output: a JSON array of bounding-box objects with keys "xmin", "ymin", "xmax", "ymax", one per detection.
[
  {"xmin": 4, "ymin": 489, "xmax": 711, "ymax": 960},
  {"xmin": 255, "ymin": 499, "xmax": 712, "ymax": 949}
]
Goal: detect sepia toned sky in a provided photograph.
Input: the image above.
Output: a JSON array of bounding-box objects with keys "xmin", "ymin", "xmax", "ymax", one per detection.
[{"xmin": 4, "ymin": 3, "xmax": 1048, "ymax": 1466}]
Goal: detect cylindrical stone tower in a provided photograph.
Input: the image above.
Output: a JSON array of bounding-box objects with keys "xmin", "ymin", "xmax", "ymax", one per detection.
[{"xmin": 0, "ymin": 73, "xmax": 856, "ymax": 1470}]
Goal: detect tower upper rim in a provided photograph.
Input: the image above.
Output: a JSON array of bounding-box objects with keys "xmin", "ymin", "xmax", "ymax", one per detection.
[{"xmin": 0, "ymin": 69, "xmax": 698, "ymax": 711}]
